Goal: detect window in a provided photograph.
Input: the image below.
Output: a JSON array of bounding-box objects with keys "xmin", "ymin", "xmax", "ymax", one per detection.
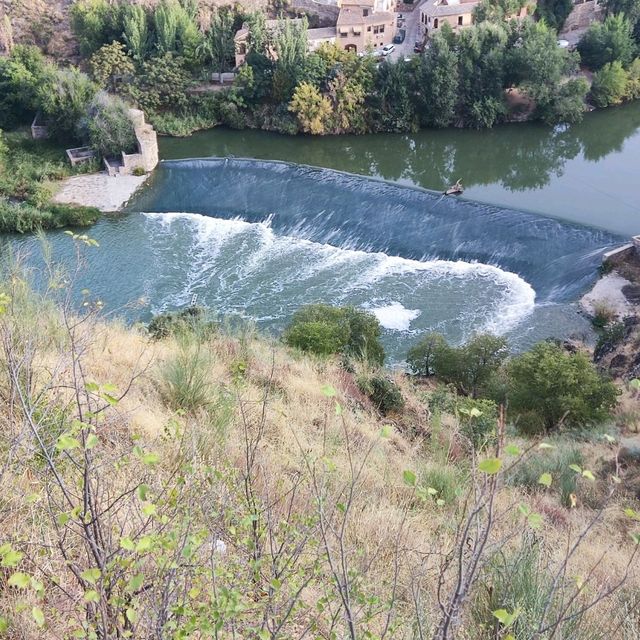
[
  {"xmin": 458, "ymin": 15, "xmax": 463, "ymax": 25},
  {"xmin": 380, "ymin": 24, "xmax": 385, "ymax": 33},
  {"xmin": 368, "ymin": 25, "xmax": 372, "ymax": 31},
  {"xmin": 434, "ymin": 18, "xmax": 439, "ymax": 28},
  {"xmin": 373, "ymin": 25, "xmax": 380, "ymax": 34}
]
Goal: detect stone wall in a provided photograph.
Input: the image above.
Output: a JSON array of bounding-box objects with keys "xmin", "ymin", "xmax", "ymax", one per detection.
[
  {"xmin": 291, "ymin": 0, "xmax": 340, "ymax": 25},
  {"xmin": 562, "ymin": 0, "xmax": 603, "ymax": 32}
]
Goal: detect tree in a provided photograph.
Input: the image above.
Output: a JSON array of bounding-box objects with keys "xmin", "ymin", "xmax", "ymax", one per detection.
[
  {"xmin": 326, "ymin": 72, "xmax": 367, "ymax": 134},
  {"xmin": 416, "ymin": 33, "xmax": 459, "ymax": 128},
  {"xmin": 289, "ymin": 82, "xmax": 332, "ymax": 134},
  {"xmin": 271, "ymin": 17, "xmax": 309, "ymax": 101},
  {"xmin": 578, "ymin": 14, "xmax": 636, "ymax": 70},
  {"xmin": 199, "ymin": 9, "xmax": 236, "ymax": 81},
  {"xmin": 284, "ymin": 304, "xmax": 385, "ymax": 365},
  {"xmin": 89, "ymin": 41, "xmax": 135, "ymax": 92},
  {"xmin": 535, "ymin": 0, "xmax": 574, "ymax": 31},
  {"xmin": 370, "ymin": 60, "xmax": 417, "ymax": 133},
  {"xmin": 70, "ymin": 0, "xmax": 124, "ymax": 57},
  {"xmin": 604, "ymin": 0, "xmax": 640, "ymax": 44},
  {"xmin": 475, "ymin": 0, "xmax": 528, "ymax": 23},
  {"xmin": 123, "ymin": 4, "xmax": 151, "ymax": 61},
  {"xmin": 625, "ymin": 57, "xmax": 640, "ymax": 98},
  {"xmin": 591, "ymin": 59, "xmax": 629, "ymax": 106},
  {"xmin": 406, "ymin": 333, "xmax": 448, "ymax": 377},
  {"xmin": 128, "ymin": 53, "xmax": 191, "ymax": 113},
  {"xmin": 538, "ymin": 76, "xmax": 589, "ymax": 124},
  {"xmin": 506, "ymin": 341, "xmax": 618, "ymax": 433}
]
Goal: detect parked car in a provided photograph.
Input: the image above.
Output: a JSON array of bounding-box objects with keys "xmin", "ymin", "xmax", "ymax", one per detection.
[
  {"xmin": 414, "ymin": 41, "xmax": 425, "ymax": 53},
  {"xmin": 382, "ymin": 44, "xmax": 396, "ymax": 56},
  {"xmin": 393, "ymin": 29, "xmax": 406, "ymax": 44}
]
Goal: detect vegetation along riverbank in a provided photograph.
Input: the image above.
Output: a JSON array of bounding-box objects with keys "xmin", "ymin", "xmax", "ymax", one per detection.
[{"xmin": 2, "ymin": 0, "xmax": 640, "ymax": 138}]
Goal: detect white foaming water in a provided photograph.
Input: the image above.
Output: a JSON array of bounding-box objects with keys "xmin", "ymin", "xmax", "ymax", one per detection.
[
  {"xmin": 371, "ymin": 303, "xmax": 421, "ymax": 331},
  {"xmin": 142, "ymin": 212, "xmax": 537, "ymax": 351}
]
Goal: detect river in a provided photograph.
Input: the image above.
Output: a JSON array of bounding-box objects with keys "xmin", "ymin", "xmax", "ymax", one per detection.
[{"xmin": 6, "ymin": 105, "xmax": 640, "ymax": 362}]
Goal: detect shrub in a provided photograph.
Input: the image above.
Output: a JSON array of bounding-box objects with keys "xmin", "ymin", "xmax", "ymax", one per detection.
[
  {"xmin": 82, "ymin": 92, "xmax": 137, "ymax": 158},
  {"xmin": 594, "ymin": 321, "xmax": 626, "ymax": 360},
  {"xmin": 284, "ymin": 304, "xmax": 385, "ymax": 365},
  {"xmin": 159, "ymin": 340, "xmax": 212, "ymax": 412},
  {"xmin": 506, "ymin": 341, "xmax": 619, "ymax": 434},
  {"xmin": 89, "ymin": 41, "xmax": 135, "ymax": 92},
  {"xmin": 578, "ymin": 14, "xmax": 636, "ymax": 70},
  {"xmin": 148, "ymin": 306, "xmax": 216, "ymax": 340},
  {"xmin": 70, "ymin": 0, "xmax": 124, "ymax": 58},
  {"xmin": 591, "ymin": 61, "xmax": 629, "ymax": 107},
  {"xmin": 0, "ymin": 199, "xmax": 99, "ymax": 233},
  {"xmin": 508, "ymin": 445, "xmax": 584, "ymax": 506},
  {"xmin": 457, "ymin": 397, "xmax": 499, "ymax": 449},
  {"xmin": 357, "ymin": 374, "xmax": 404, "ymax": 415}
]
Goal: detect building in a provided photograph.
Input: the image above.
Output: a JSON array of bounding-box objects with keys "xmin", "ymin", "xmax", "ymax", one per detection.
[
  {"xmin": 336, "ymin": 0, "xmax": 396, "ymax": 53},
  {"xmin": 338, "ymin": 0, "xmax": 395, "ymax": 11},
  {"xmin": 234, "ymin": 19, "xmax": 337, "ymax": 67},
  {"xmin": 419, "ymin": 0, "xmax": 530, "ymax": 34}
]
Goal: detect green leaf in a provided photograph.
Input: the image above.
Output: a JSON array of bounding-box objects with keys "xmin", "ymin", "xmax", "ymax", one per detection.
[
  {"xmin": 493, "ymin": 608, "xmax": 520, "ymax": 627},
  {"xmin": 141, "ymin": 453, "xmax": 160, "ymax": 466},
  {"xmin": 7, "ymin": 572, "xmax": 30, "ymax": 588},
  {"xmin": 569, "ymin": 464, "xmax": 582, "ymax": 474},
  {"xmin": 538, "ymin": 442, "xmax": 555, "ymax": 450},
  {"xmin": 0, "ymin": 616, "xmax": 8, "ymax": 632},
  {"xmin": 85, "ymin": 434, "xmax": 99, "ymax": 449},
  {"xmin": 321, "ymin": 384, "xmax": 336, "ymax": 398},
  {"xmin": 142, "ymin": 503, "xmax": 157, "ymax": 517},
  {"xmin": 136, "ymin": 536, "xmax": 153, "ymax": 553},
  {"xmin": 505, "ymin": 444, "xmax": 521, "ymax": 456},
  {"xmin": 582, "ymin": 469, "xmax": 596, "ymax": 481},
  {"xmin": 120, "ymin": 537, "xmax": 135, "ymax": 551},
  {"xmin": 1, "ymin": 549, "xmax": 23, "ymax": 568},
  {"xmin": 528, "ymin": 513, "xmax": 543, "ymax": 529},
  {"xmin": 137, "ymin": 484, "xmax": 150, "ymax": 501},
  {"xmin": 127, "ymin": 574, "xmax": 144, "ymax": 592},
  {"xmin": 403, "ymin": 470, "xmax": 417, "ymax": 487},
  {"xmin": 83, "ymin": 590, "xmax": 100, "ymax": 603},
  {"xmin": 538, "ymin": 473, "xmax": 552, "ymax": 488},
  {"xmin": 57, "ymin": 512, "xmax": 70, "ymax": 526},
  {"xmin": 478, "ymin": 458, "xmax": 502, "ymax": 475},
  {"xmin": 125, "ymin": 608, "xmax": 138, "ymax": 624},
  {"xmin": 629, "ymin": 379, "xmax": 640, "ymax": 390},
  {"xmin": 80, "ymin": 568, "xmax": 101, "ymax": 584},
  {"xmin": 85, "ymin": 382, "xmax": 100, "ymax": 393},
  {"xmin": 56, "ymin": 434, "xmax": 81, "ymax": 451},
  {"xmin": 380, "ymin": 424, "xmax": 392, "ymax": 438},
  {"xmin": 32, "ymin": 607, "xmax": 45, "ymax": 628}
]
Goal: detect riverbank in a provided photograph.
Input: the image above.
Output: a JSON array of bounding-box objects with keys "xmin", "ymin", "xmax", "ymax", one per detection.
[{"xmin": 53, "ymin": 172, "xmax": 150, "ymax": 213}]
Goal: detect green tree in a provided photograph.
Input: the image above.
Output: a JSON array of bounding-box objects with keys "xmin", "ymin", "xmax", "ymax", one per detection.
[
  {"xmin": 591, "ymin": 59, "xmax": 629, "ymax": 106},
  {"xmin": 271, "ymin": 17, "xmax": 309, "ymax": 101},
  {"xmin": 198, "ymin": 9, "xmax": 236, "ymax": 81},
  {"xmin": 416, "ymin": 33, "xmax": 459, "ymax": 128},
  {"xmin": 70, "ymin": 0, "xmax": 124, "ymax": 57},
  {"xmin": 123, "ymin": 4, "xmax": 151, "ymax": 61},
  {"xmin": 370, "ymin": 61, "xmax": 417, "ymax": 133},
  {"xmin": 128, "ymin": 53, "xmax": 191, "ymax": 113},
  {"xmin": 625, "ymin": 57, "xmax": 640, "ymax": 97},
  {"xmin": 535, "ymin": 0, "xmax": 574, "ymax": 30},
  {"xmin": 578, "ymin": 14, "xmax": 636, "ymax": 70},
  {"xmin": 475, "ymin": 0, "xmax": 528, "ymax": 23},
  {"xmin": 406, "ymin": 332, "xmax": 448, "ymax": 377},
  {"xmin": 506, "ymin": 341, "xmax": 619, "ymax": 433},
  {"xmin": 289, "ymin": 82, "xmax": 332, "ymax": 134},
  {"xmin": 537, "ymin": 76, "xmax": 589, "ymax": 124},
  {"xmin": 284, "ymin": 304, "xmax": 385, "ymax": 365},
  {"xmin": 89, "ymin": 41, "xmax": 135, "ymax": 92},
  {"xmin": 604, "ymin": 0, "xmax": 640, "ymax": 44}
]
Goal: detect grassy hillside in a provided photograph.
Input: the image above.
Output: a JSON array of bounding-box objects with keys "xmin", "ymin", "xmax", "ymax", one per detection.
[{"xmin": 0, "ymin": 251, "xmax": 639, "ymax": 639}]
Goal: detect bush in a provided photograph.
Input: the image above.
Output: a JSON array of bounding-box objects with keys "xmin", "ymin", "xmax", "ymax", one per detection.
[
  {"xmin": 506, "ymin": 341, "xmax": 619, "ymax": 434},
  {"xmin": 159, "ymin": 341, "xmax": 212, "ymax": 412},
  {"xmin": 457, "ymin": 397, "xmax": 499, "ymax": 449},
  {"xmin": 357, "ymin": 374, "xmax": 404, "ymax": 415},
  {"xmin": 508, "ymin": 444, "xmax": 584, "ymax": 506},
  {"xmin": 591, "ymin": 61, "xmax": 629, "ymax": 107},
  {"xmin": 148, "ymin": 306, "xmax": 216, "ymax": 340},
  {"xmin": 578, "ymin": 14, "xmax": 636, "ymax": 70},
  {"xmin": 284, "ymin": 304, "xmax": 385, "ymax": 365},
  {"xmin": 81, "ymin": 92, "xmax": 137, "ymax": 158},
  {"xmin": 408, "ymin": 333, "xmax": 508, "ymax": 399},
  {"xmin": 0, "ymin": 199, "xmax": 99, "ymax": 233}
]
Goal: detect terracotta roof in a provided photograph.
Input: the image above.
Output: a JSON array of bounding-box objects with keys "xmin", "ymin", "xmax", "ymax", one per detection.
[
  {"xmin": 307, "ymin": 26, "xmax": 338, "ymax": 39},
  {"xmin": 337, "ymin": 6, "xmax": 395, "ymax": 25},
  {"xmin": 422, "ymin": 0, "xmax": 479, "ymax": 16}
]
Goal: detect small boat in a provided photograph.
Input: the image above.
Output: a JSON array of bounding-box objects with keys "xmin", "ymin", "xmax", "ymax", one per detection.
[{"xmin": 444, "ymin": 180, "xmax": 464, "ymax": 196}]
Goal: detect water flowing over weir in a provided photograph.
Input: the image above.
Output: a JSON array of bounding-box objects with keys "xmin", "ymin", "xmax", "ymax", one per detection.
[
  {"xmin": 7, "ymin": 158, "xmax": 624, "ymax": 362},
  {"xmin": 130, "ymin": 159, "xmax": 622, "ymax": 304}
]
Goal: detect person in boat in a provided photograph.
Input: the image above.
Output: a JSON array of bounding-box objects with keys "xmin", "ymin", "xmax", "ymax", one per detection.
[{"xmin": 445, "ymin": 179, "xmax": 463, "ymax": 195}]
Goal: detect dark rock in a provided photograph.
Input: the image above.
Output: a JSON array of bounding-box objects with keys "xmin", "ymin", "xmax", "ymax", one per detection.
[{"xmin": 623, "ymin": 284, "xmax": 640, "ymax": 305}]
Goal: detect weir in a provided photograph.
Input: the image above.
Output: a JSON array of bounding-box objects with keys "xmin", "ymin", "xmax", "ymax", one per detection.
[{"xmin": 129, "ymin": 158, "xmax": 624, "ymax": 304}]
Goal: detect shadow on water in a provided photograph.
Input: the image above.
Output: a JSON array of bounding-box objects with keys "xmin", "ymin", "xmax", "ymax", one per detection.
[{"xmin": 129, "ymin": 158, "xmax": 623, "ymax": 304}]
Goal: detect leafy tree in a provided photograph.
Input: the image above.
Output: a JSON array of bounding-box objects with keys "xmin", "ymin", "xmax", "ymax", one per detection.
[
  {"xmin": 416, "ymin": 33, "xmax": 459, "ymax": 128},
  {"xmin": 406, "ymin": 332, "xmax": 448, "ymax": 376},
  {"xmin": 89, "ymin": 41, "xmax": 135, "ymax": 92},
  {"xmin": 537, "ymin": 76, "xmax": 589, "ymax": 124},
  {"xmin": 591, "ymin": 59, "xmax": 629, "ymax": 106},
  {"xmin": 327, "ymin": 72, "xmax": 367, "ymax": 133},
  {"xmin": 625, "ymin": 57, "xmax": 640, "ymax": 97},
  {"xmin": 284, "ymin": 304, "xmax": 385, "ymax": 365},
  {"xmin": 128, "ymin": 53, "xmax": 191, "ymax": 113},
  {"xmin": 154, "ymin": 0, "xmax": 181, "ymax": 55},
  {"xmin": 123, "ymin": 4, "xmax": 152, "ymax": 62},
  {"xmin": 198, "ymin": 9, "xmax": 236, "ymax": 80},
  {"xmin": 506, "ymin": 341, "xmax": 619, "ymax": 433},
  {"xmin": 271, "ymin": 18, "xmax": 309, "ymax": 101},
  {"xmin": 475, "ymin": 0, "xmax": 528, "ymax": 23},
  {"xmin": 289, "ymin": 82, "xmax": 332, "ymax": 134},
  {"xmin": 535, "ymin": 0, "xmax": 573, "ymax": 31},
  {"xmin": 369, "ymin": 61, "xmax": 417, "ymax": 133},
  {"xmin": 0, "ymin": 45, "xmax": 52, "ymax": 128},
  {"xmin": 38, "ymin": 67, "xmax": 98, "ymax": 140},
  {"xmin": 70, "ymin": 0, "xmax": 124, "ymax": 57},
  {"xmin": 604, "ymin": 0, "xmax": 640, "ymax": 44},
  {"xmin": 578, "ymin": 14, "xmax": 636, "ymax": 70}
]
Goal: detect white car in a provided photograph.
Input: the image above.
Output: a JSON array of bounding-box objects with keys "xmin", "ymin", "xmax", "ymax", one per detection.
[
  {"xmin": 557, "ymin": 39, "xmax": 570, "ymax": 49},
  {"xmin": 382, "ymin": 44, "xmax": 396, "ymax": 56}
]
